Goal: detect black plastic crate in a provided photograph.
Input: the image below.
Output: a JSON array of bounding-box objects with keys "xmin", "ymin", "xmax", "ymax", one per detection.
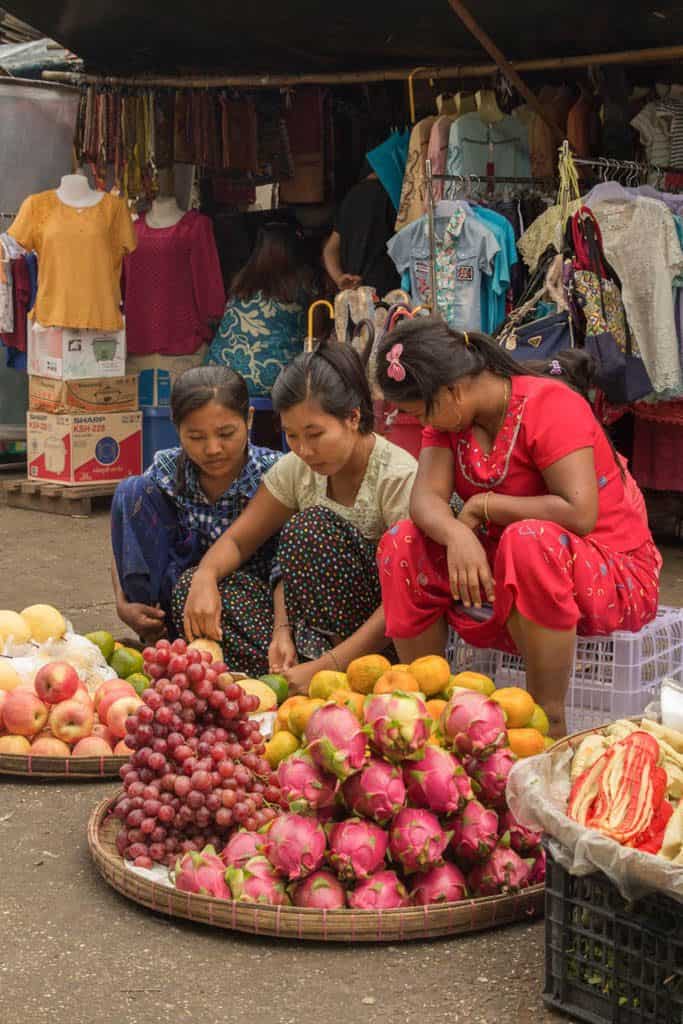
[{"xmin": 544, "ymin": 843, "xmax": 683, "ymax": 1024}]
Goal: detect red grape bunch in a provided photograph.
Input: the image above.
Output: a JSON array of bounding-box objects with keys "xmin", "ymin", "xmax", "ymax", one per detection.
[{"xmin": 111, "ymin": 638, "xmax": 282, "ymax": 869}]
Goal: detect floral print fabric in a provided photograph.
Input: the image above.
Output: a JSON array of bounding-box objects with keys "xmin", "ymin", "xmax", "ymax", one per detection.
[{"xmin": 205, "ymin": 291, "xmax": 306, "ymax": 397}]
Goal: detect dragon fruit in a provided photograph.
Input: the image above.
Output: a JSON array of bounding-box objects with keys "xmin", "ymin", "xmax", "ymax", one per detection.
[
  {"xmin": 342, "ymin": 757, "xmax": 406, "ymax": 825},
  {"xmin": 278, "ymin": 750, "xmax": 338, "ymax": 817},
  {"xmin": 305, "ymin": 704, "xmax": 368, "ymax": 781},
  {"xmin": 449, "ymin": 800, "xmax": 499, "ymax": 864},
  {"xmin": 172, "ymin": 845, "xmax": 231, "ymax": 899},
  {"xmin": 471, "ymin": 747, "xmax": 517, "ymax": 807},
  {"xmin": 347, "ymin": 870, "xmax": 410, "ymax": 910},
  {"xmin": 528, "ymin": 848, "xmax": 546, "ymax": 885},
  {"xmin": 467, "ymin": 843, "xmax": 531, "ymax": 896},
  {"xmin": 410, "ymin": 863, "xmax": 468, "ymax": 905},
  {"xmin": 440, "ymin": 691, "xmax": 507, "ymax": 758},
  {"xmin": 389, "ymin": 808, "xmax": 451, "ymax": 874},
  {"xmin": 403, "ymin": 745, "xmax": 474, "ymax": 815},
  {"xmin": 225, "ymin": 855, "xmax": 290, "ymax": 905},
  {"xmin": 219, "ymin": 830, "xmax": 263, "ymax": 869},
  {"xmin": 327, "ymin": 818, "xmax": 388, "ymax": 882},
  {"xmin": 499, "ymin": 809, "xmax": 543, "ymax": 856},
  {"xmin": 364, "ymin": 692, "xmax": 432, "ymax": 762},
  {"xmin": 292, "ymin": 869, "xmax": 347, "ymax": 909},
  {"xmin": 262, "ymin": 812, "xmax": 327, "ymax": 881}
]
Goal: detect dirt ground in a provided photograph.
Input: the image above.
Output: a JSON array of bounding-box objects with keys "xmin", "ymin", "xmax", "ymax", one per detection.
[{"xmin": 1, "ymin": 497, "xmax": 682, "ymax": 1024}]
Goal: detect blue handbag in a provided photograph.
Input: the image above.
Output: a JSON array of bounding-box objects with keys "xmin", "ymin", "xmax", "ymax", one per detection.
[{"xmin": 497, "ymin": 286, "xmax": 575, "ymax": 362}]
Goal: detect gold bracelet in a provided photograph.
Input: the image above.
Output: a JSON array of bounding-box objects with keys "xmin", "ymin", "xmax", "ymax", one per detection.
[
  {"xmin": 483, "ymin": 491, "xmax": 492, "ymax": 524},
  {"xmin": 273, "ymin": 623, "xmax": 292, "ymax": 633},
  {"xmin": 326, "ymin": 649, "xmax": 341, "ymax": 671}
]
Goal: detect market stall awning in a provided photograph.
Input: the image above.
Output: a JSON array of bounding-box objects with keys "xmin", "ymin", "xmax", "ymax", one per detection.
[{"xmin": 0, "ymin": 0, "xmax": 682, "ymax": 76}]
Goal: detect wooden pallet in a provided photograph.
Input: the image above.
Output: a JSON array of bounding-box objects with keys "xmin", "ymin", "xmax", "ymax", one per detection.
[{"xmin": 2, "ymin": 478, "xmax": 118, "ymax": 516}]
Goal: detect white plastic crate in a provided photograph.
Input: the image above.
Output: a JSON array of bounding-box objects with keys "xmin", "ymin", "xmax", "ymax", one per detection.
[{"xmin": 446, "ymin": 606, "xmax": 683, "ymax": 734}]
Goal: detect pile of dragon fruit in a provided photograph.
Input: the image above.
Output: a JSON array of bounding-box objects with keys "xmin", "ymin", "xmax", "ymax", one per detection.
[{"xmin": 172, "ymin": 689, "xmax": 546, "ymax": 909}]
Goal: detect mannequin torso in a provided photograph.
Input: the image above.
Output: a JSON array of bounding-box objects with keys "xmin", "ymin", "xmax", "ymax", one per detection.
[
  {"xmin": 56, "ymin": 174, "xmax": 104, "ymax": 209},
  {"xmin": 146, "ymin": 196, "xmax": 185, "ymax": 229}
]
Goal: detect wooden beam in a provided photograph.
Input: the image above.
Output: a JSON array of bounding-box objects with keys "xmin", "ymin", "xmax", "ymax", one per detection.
[
  {"xmin": 41, "ymin": 43, "xmax": 683, "ymax": 90},
  {"xmin": 445, "ymin": 0, "xmax": 563, "ymax": 140}
]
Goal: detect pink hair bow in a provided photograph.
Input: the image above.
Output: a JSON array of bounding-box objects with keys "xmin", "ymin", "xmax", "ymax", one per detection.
[{"xmin": 386, "ymin": 343, "xmax": 406, "ymax": 382}]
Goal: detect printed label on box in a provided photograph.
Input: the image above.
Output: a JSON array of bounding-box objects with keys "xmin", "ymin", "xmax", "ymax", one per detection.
[{"xmin": 27, "ymin": 412, "xmax": 142, "ymax": 485}]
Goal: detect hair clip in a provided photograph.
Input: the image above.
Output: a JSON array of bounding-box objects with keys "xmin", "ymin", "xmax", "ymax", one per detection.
[
  {"xmin": 386, "ymin": 343, "xmax": 406, "ymax": 382},
  {"xmin": 462, "ymin": 331, "xmax": 471, "ymax": 348},
  {"xmin": 550, "ymin": 359, "xmax": 563, "ymax": 375}
]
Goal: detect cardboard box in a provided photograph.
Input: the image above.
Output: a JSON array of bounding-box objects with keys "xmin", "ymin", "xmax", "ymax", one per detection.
[
  {"xmin": 28, "ymin": 320, "xmax": 126, "ymax": 380},
  {"xmin": 29, "ymin": 375, "xmax": 139, "ymax": 415},
  {"xmin": 126, "ymin": 346, "xmax": 207, "ymax": 406},
  {"xmin": 27, "ymin": 412, "xmax": 142, "ymax": 485}
]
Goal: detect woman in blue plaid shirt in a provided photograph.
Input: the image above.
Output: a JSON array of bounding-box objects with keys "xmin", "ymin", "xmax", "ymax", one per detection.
[
  {"xmin": 111, "ymin": 366, "xmax": 282, "ymax": 673},
  {"xmin": 180, "ymin": 343, "xmax": 417, "ymax": 692}
]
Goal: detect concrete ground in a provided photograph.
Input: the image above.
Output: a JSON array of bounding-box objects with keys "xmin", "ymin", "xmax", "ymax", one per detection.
[{"xmin": 1, "ymin": 497, "xmax": 682, "ymax": 1024}]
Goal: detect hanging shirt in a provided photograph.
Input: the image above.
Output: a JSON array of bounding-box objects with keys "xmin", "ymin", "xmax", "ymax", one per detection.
[
  {"xmin": 123, "ymin": 211, "xmax": 225, "ymax": 356},
  {"xmin": 395, "ymin": 117, "xmax": 437, "ymax": 232},
  {"xmin": 471, "ymin": 206, "xmax": 518, "ymax": 334},
  {"xmin": 445, "ymin": 113, "xmax": 531, "ymax": 184},
  {"xmin": 387, "ymin": 204, "xmax": 499, "ymax": 331},
  {"xmin": 591, "ymin": 196, "xmax": 683, "ymax": 395},
  {"xmin": 366, "ymin": 130, "xmax": 410, "ymax": 212},
  {"xmin": 426, "ymin": 116, "xmax": 457, "ymax": 202},
  {"xmin": 8, "ymin": 191, "xmax": 136, "ymax": 331},
  {"xmin": 0, "ymin": 242, "xmax": 13, "ymax": 333}
]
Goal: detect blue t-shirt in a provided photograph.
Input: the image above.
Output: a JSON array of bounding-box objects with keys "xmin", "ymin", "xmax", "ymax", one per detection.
[{"xmin": 472, "ymin": 206, "xmax": 518, "ymax": 334}]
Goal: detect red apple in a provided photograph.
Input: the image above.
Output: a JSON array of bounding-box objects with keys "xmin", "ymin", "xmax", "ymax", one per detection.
[
  {"xmin": 70, "ymin": 688, "xmax": 95, "ymax": 713},
  {"xmin": 0, "ymin": 734, "xmax": 31, "ymax": 754},
  {"xmin": 114, "ymin": 739, "xmax": 134, "ymax": 756},
  {"xmin": 49, "ymin": 699, "xmax": 94, "ymax": 744},
  {"xmin": 0, "ymin": 690, "xmax": 6, "ymax": 729},
  {"xmin": 2, "ymin": 690, "xmax": 49, "ymax": 737},
  {"xmin": 107, "ymin": 696, "xmax": 142, "ymax": 740},
  {"xmin": 98, "ymin": 684, "xmax": 137, "ymax": 725},
  {"xmin": 30, "ymin": 735, "xmax": 71, "ymax": 758},
  {"xmin": 33, "ymin": 661, "xmax": 79, "ymax": 705},
  {"xmin": 92, "ymin": 722, "xmax": 115, "ymax": 746},
  {"xmin": 94, "ymin": 678, "xmax": 134, "ymax": 714},
  {"xmin": 72, "ymin": 736, "xmax": 114, "ymax": 757}
]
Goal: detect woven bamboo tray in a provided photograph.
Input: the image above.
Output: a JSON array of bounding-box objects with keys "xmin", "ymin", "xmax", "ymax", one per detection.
[
  {"xmin": 88, "ymin": 794, "xmax": 545, "ymax": 942},
  {"xmin": 0, "ymin": 751, "xmax": 125, "ymax": 780}
]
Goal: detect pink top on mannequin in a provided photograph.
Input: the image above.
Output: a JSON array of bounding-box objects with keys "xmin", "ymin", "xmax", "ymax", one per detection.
[{"xmin": 123, "ymin": 209, "xmax": 225, "ymax": 356}]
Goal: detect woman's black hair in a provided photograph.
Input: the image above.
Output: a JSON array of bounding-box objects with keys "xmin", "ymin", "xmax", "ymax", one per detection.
[
  {"xmin": 170, "ymin": 366, "xmax": 250, "ymax": 494},
  {"xmin": 376, "ymin": 316, "xmax": 597, "ymax": 410},
  {"xmin": 230, "ymin": 221, "xmax": 313, "ymax": 304},
  {"xmin": 376, "ymin": 317, "xmax": 624, "ymax": 477},
  {"xmin": 271, "ymin": 339, "xmax": 374, "ymax": 433}
]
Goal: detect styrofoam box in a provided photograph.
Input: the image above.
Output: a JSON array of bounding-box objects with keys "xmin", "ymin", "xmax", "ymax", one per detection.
[
  {"xmin": 27, "ymin": 411, "xmax": 142, "ymax": 486},
  {"xmin": 447, "ymin": 606, "xmax": 683, "ymax": 734},
  {"xmin": 28, "ymin": 320, "xmax": 126, "ymax": 380}
]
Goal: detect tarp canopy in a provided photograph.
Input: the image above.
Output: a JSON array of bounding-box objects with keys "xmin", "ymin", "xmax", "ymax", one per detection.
[{"xmin": 0, "ymin": 0, "xmax": 681, "ymax": 76}]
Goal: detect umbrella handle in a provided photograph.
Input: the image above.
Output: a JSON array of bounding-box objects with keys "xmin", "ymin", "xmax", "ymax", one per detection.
[{"xmin": 306, "ymin": 300, "xmax": 335, "ymax": 351}]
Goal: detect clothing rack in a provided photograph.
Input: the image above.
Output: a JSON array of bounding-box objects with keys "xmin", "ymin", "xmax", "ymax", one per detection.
[{"xmin": 424, "ymin": 159, "xmax": 556, "ymax": 318}]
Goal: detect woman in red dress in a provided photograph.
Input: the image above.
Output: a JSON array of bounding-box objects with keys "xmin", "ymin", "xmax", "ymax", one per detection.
[{"xmin": 374, "ymin": 318, "xmax": 661, "ymax": 737}]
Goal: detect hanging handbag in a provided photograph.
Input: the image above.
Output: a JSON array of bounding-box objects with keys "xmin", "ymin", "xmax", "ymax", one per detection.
[
  {"xmin": 568, "ymin": 208, "xmax": 652, "ymax": 403},
  {"xmin": 498, "ymin": 285, "xmax": 575, "ymax": 362}
]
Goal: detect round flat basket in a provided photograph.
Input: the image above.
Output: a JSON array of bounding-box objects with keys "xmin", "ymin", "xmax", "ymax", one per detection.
[
  {"xmin": 89, "ymin": 795, "xmax": 545, "ymax": 942},
  {"xmin": 0, "ymin": 751, "xmax": 126, "ymax": 780}
]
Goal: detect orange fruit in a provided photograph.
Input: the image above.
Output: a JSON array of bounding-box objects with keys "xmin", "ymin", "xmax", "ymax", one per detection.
[
  {"xmin": 507, "ymin": 727, "xmax": 546, "ymax": 758},
  {"xmin": 408, "ymin": 655, "xmax": 451, "ymax": 697},
  {"xmin": 392, "ymin": 664, "xmax": 410, "ymax": 673},
  {"xmin": 425, "ymin": 698, "xmax": 447, "ymax": 721},
  {"xmin": 329, "ymin": 690, "xmax": 365, "ymax": 719},
  {"xmin": 491, "ymin": 687, "xmax": 535, "ymax": 728},
  {"xmin": 373, "ymin": 669, "xmax": 419, "ymax": 694},
  {"xmin": 346, "ymin": 654, "xmax": 392, "ymax": 695},
  {"xmin": 288, "ymin": 698, "xmax": 326, "ymax": 738},
  {"xmin": 276, "ymin": 695, "xmax": 307, "ymax": 731}
]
